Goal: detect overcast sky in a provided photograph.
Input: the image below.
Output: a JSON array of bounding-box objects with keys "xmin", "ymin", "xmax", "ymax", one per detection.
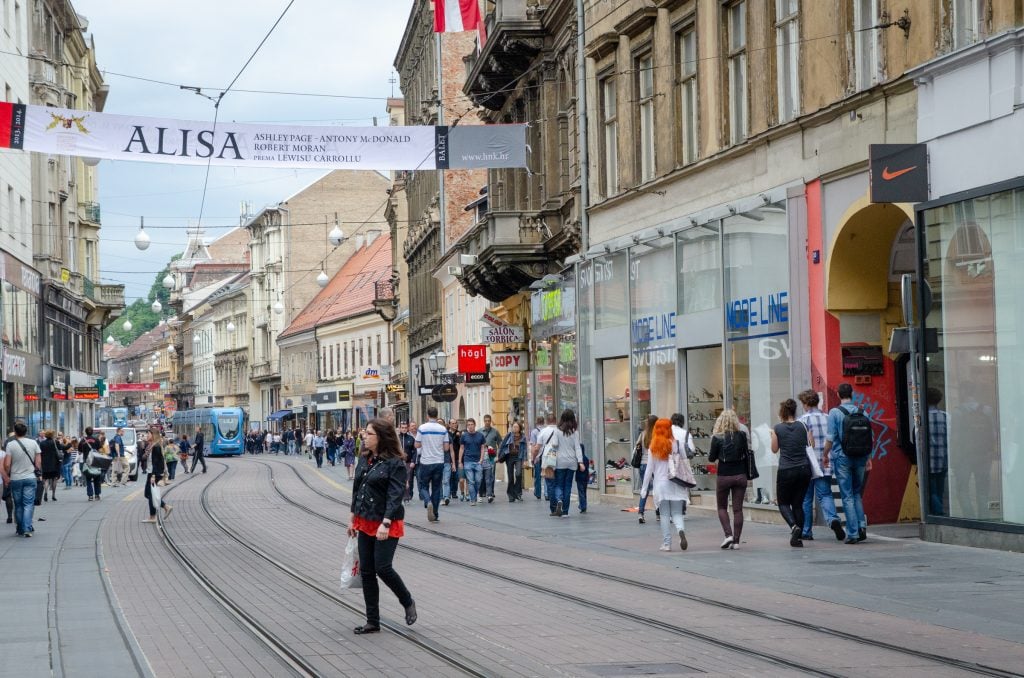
[{"xmin": 73, "ymin": 0, "xmax": 412, "ymax": 304}]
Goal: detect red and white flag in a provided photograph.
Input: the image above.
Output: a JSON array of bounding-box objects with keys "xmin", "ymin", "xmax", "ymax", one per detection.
[{"xmin": 433, "ymin": 0, "xmax": 481, "ymax": 33}]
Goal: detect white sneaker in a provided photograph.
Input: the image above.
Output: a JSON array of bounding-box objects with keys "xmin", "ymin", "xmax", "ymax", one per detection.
[
  {"xmin": 720, "ymin": 536, "xmax": 734, "ymax": 549},
  {"xmin": 659, "ymin": 544, "xmax": 671, "ymax": 551},
  {"xmin": 730, "ymin": 542, "xmax": 740, "ymax": 550}
]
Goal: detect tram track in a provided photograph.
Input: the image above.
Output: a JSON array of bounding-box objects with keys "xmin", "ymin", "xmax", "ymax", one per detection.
[
  {"xmin": 260, "ymin": 456, "xmax": 1024, "ymax": 678},
  {"xmin": 157, "ymin": 471, "xmax": 319, "ymax": 678},
  {"xmin": 192, "ymin": 462, "xmax": 493, "ymax": 678}
]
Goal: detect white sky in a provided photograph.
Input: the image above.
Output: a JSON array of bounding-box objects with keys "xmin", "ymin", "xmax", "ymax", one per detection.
[{"xmin": 73, "ymin": 0, "xmax": 412, "ymax": 304}]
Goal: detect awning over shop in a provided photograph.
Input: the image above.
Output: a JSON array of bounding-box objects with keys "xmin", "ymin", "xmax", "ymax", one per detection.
[{"xmin": 268, "ymin": 410, "xmax": 295, "ymax": 421}]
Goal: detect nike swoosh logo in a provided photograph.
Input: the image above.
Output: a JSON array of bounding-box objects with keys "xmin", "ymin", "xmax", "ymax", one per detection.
[{"xmin": 881, "ymin": 165, "xmax": 917, "ymax": 180}]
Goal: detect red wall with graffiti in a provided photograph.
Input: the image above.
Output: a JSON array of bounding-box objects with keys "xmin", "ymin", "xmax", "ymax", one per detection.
[{"xmin": 805, "ymin": 181, "xmax": 912, "ymax": 524}]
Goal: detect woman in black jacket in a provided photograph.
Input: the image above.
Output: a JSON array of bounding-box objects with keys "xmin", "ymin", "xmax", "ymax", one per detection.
[
  {"xmin": 39, "ymin": 430, "xmax": 63, "ymax": 502},
  {"xmin": 347, "ymin": 417, "xmax": 415, "ymax": 634},
  {"xmin": 142, "ymin": 430, "xmax": 172, "ymax": 523}
]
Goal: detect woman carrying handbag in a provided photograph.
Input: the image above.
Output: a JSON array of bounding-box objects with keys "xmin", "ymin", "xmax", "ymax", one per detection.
[
  {"xmin": 499, "ymin": 422, "xmax": 527, "ymax": 502},
  {"xmin": 708, "ymin": 410, "xmax": 750, "ymax": 550},
  {"xmin": 142, "ymin": 430, "xmax": 172, "ymax": 523},
  {"xmin": 347, "ymin": 418, "xmax": 416, "ymax": 634},
  {"xmin": 770, "ymin": 399, "xmax": 814, "ymax": 548}
]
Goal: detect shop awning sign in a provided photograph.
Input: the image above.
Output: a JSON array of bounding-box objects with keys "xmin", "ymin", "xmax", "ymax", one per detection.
[
  {"xmin": 869, "ymin": 144, "xmax": 928, "ymax": 203},
  {"xmin": 457, "ymin": 344, "xmax": 487, "ymax": 373},
  {"xmin": 481, "ymin": 310, "xmax": 507, "ymax": 327},
  {"xmin": 109, "ymin": 382, "xmax": 160, "ymax": 391},
  {"xmin": 481, "ymin": 325, "xmax": 525, "ymax": 344},
  {"xmin": 491, "ymin": 351, "xmax": 529, "ymax": 372}
]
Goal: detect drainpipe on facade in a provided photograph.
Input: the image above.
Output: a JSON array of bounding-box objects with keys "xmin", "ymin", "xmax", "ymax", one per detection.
[{"xmin": 576, "ymin": 0, "xmax": 589, "ymax": 254}]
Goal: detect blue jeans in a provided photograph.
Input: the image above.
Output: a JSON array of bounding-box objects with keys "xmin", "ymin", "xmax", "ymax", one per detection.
[
  {"xmin": 442, "ymin": 462, "xmax": 452, "ymax": 498},
  {"xmin": 419, "ymin": 462, "xmax": 444, "ymax": 516},
  {"xmin": 11, "ymin": 478, "xmax": 37, "ymax": 534},
  {"xmin": 928, "ymin": 470, "xmax": 947, "ymax": 515},
  {"xmin": 481, "ymin": 461, "xmax": 495, "ymax": 497},
  {"xmin": 638, "ymin": 464, "xmax": 649, "ymax": 513},
  {"xmin": 464, "ymin": 462, "xmax": 483, "ymax": 502},
  {"xmin": 533, "ymin": 459, "xmax": 543, "ymax": 498},
  {"xmin": 288, "ymin": 440, "xmax": 296, "ymax": 455},
  {"xmin": 575, "ymin": 455, "xmax": 590, "ymax": 511},
  {"xmin": 548, "ymin": 468, "xmax": 575, "ymax": 514},
  {"xmin": 833, "ymin": 452, "xmax": 868, "ymax": 534},
  {"xmin": 62, "ymin": 461, "xmax": 74, "ymax": 487},
  {"xmin": 802, "ymin": 475, "xmax": 840, "ymax": 537}
]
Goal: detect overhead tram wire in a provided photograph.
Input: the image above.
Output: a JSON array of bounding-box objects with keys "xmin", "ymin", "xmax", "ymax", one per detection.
[{"xmin": 191, "ymin": 0, "xmax": 298, "ymax": 236}]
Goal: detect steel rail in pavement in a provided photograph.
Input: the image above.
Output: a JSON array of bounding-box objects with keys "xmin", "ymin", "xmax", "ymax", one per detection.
[
  {"xmin": 158, "ymin": 472, "xmax": 318, "ymax": 678},
  {"xmin": 199, "ymin": 462, "xmax": 492, "ymax": 678},
  {"xmin": 265, "ymin": 457, "xmax": 1024, "ymax": 678},
  {"xmin": 256, "ymin": 459, "xmax": 848, "ymax": 678}
]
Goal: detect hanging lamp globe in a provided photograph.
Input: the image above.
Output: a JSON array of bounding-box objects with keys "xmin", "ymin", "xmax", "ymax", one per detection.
[
  {"xmin": 328, "ymin": 224, "xmax": 345, "ymax": 247},
  {"xmin": 273, "ymin": 301, "xmax": 284, "ymax": 315},
  {"xmin": 134, "ymin": 226, "xmax": 151, "ymax": 251},
  {"xmin": 122, "ymin": 319, "xmax": 133, "ymax": 332},
  {"xmin": 226, "ymin": 321, "xmax": 236, "ymax": 333},
  {"xmin": 316, "ymin": 269, "xmax": 329, "ymax": 287},
  {"xmin": 162, "ymin": 274, "xmax": 175, "ymax": 290},
  {"xmin": 151, "ymin": 299, "xmax": 162, "ymax": 313}
]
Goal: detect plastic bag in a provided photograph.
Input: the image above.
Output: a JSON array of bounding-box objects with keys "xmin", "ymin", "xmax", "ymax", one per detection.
[{"xmin": 340, "ymin": 535, "xmax": 362, "ymax": 589}]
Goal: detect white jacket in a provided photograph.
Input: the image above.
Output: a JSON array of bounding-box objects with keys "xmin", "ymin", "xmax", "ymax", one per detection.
[{"xmin": 640, "ymin": 453, "xmax": 690, "ymax": 503}]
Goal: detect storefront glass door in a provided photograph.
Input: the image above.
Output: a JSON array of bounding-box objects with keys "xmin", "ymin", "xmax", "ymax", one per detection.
[{"xmin": 684, "ymin": 345, "xmax": 723, "ymax": 491}]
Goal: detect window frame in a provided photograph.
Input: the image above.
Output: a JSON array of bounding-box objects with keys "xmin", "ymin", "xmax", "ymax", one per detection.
[
  {"xmin": 634, "ymin": 51, "xmax": 656, "ymax": 184},
  {"xmin": 774, "ymin": 0, "xmax": 800, "ymax": 123},
  {"xmin": 853, "ymin": 0, "xmax": 880, "ymax": 92},
  {"xmin": 599, "ymin": 73, "xmax": 619, "ymax": 197},
  {"xmin": 724, "ymin": 0, "xmax": 749, "ymax": 145},
  {"xmin": 674, "ymin": 22, "xmax": 699, "ymax": 166}
]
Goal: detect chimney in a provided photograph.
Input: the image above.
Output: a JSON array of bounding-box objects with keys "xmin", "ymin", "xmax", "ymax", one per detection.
[{"xmin": 366, "ymin": 229, "xmax": 382, "ymax": 246}]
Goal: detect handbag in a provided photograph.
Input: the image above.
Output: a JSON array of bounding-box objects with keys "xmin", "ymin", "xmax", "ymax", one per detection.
[
  {"xmin": 339, "ymin": 535, "xmax": 362, "ymax": 590},
  {"xmin": 149, "ymin": 480, "xmax": 162, "ymax": 510},
  {"xmin": 746, "ymin": 443, "xmax": 759, "ymax": 480},
  {"xmin": 541, "ymin": 431, "xmax": 558, "ymax": 470},
  {"xmin": 630, "ymin": 437, "xmax": 643, "ymax": 468},
  {"xmin": 806, "ymin": 445, "xmax": 824, "ymax": 479},
  {"xmin": 668, "ymin": 441, "xmax": 698, "ymax": 488}
]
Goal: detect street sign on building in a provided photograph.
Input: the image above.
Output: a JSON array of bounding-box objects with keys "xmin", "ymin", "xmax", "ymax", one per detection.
[
  {"xmin": 457, "ymin": 344, "xmax": 487, "ymax": 373},
  {"xmin": 73, "ymin": 386, "xmax": 100, "ymax": 400},
  {"xmin": 481, "ymin": 310, "xmax": 507, "ymax": 327},
  {"xmin": 431, "ymin": 384, "xmax": 458, "ymax": 402},
  {"xmin": 481, "ymin": 325, "xmax": 525, "ymax": 344},
  {"xmin": 465, "ymin": 372, "xmax": 490, "ymax": 384},
  {"xmin": 109, "ymin": 382, "xmax": 161, "ymax": 392},
  {"xmin": 491, "ymin": 350, "xmax": 529, "ymax": 372}
]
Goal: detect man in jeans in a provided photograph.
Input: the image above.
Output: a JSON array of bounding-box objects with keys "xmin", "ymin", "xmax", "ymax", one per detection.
[
  {"xmin": 529, "ymin": 418, "xmax": 546, "ymax": 500},
  {"xmin": 415, "ymin": 407, "xmax": 449, "ymax": 522},
  {"xmin": 798, "ymin": 390, "xmax": 845, "ymax": 541},
  {"xmin": 109, "ymin": 427, "xmax": 126, "ymax": 486},
  {"xmin": 479, "ymin": 414, "xmax": 502, "ymax": 502},
  {"xmin": 926, "ymin": 387, "xmax": 948, "ymax": 516},
  {"xmin": 459, "ymin": 418, "xmax": 486, "ymax": 505},
  {"xmin": 824, "ymin": 383, "xmax": 869, "ymax": 544},
  {"xmin": 2, "ymin": 422, "xmax": 41, "ymax": 537}
]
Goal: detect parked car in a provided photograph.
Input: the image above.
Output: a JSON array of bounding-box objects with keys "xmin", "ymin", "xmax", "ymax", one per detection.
[{"xmin": 96, "ymin": 427, "xmax": 139, "ymax": 481}]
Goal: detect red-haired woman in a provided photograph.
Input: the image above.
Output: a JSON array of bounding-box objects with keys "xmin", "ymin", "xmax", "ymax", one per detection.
[{"xmin": 639, "ymin": 418, "xmax": 690, "ymax": 551}]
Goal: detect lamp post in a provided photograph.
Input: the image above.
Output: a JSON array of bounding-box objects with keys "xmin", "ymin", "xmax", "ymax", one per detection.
[{"xmin": 426, "ymin": 350, "xmax": 449, "ymax": 418}]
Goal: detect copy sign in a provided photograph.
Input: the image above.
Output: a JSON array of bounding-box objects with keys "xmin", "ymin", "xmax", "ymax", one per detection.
[
  {"xmin": 458, "ymin": 344, "xmax": 487, "ymax": 374},
  {"xmin": 491, "ymin": 351, "xmax": 528, "ymax": 372}
]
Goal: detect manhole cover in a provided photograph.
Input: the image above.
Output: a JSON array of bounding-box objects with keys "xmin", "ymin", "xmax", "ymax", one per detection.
[{"xmin": 580, "ymin": 663, "xmax": 704, "ymax": 676}]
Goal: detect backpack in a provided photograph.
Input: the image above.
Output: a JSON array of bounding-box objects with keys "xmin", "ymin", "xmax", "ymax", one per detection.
[
  {"xmin": 717, "ymin": 431, "xmax": 747, "ymax": 463},
  {"xmin": 840, "ymin": 405, "xmax": 873, "ymax": 458}
]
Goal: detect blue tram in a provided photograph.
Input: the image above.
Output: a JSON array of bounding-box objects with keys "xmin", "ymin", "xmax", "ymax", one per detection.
[{"xmin": 170, "ymin": 407, "xmax": 246, "ymax": 457}]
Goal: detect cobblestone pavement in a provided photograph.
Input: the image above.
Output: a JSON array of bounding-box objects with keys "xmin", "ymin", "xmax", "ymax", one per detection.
[{"xmin": 5, "ymin": 454, "xmax": 1023, "ymax": 677}]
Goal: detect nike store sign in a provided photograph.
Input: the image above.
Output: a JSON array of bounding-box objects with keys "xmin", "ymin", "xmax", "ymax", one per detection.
[{"xmin": 869, "ymin": 144, "xmax": 928, "ymax": 203}]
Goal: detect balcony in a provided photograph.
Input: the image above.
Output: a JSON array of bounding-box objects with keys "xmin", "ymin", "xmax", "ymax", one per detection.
[
  {"xmin": 83, "ymin": 277, "xmax": 125, "ymax": 325},
  {"xmin": 79, "ymin": 201, "xmax": 101, "ymax": 225},
  {"xmin": 29, "ymin": 55, "xmax": 58, "ymax": 89},
  {"xmin": 455, "ymin": 209, "xmax": 580, "ymax": 302},
  {"xmin": 251, "ymin": 361, "xmax": 277, "ymax": 382},
  {"xmin": 373, "ymin": 278, "xmax": 398, "ymax": 322},
  {"xmin": 463, "ymin": 0, "xmax": 547, "ymax": 111}
]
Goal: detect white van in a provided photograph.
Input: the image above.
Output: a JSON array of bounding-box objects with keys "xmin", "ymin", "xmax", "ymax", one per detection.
[{"xmin": 96, "ymin": 427, "xmax": 139, "ymax": 481}]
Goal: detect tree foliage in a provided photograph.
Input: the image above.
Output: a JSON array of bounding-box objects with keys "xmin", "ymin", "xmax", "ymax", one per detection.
[{"xmin": 103, "ymin": 253, "xmax": 182, "ymax": 346}]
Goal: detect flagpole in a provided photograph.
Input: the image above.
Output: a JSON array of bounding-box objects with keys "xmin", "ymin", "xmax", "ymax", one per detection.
[{"xmin": 436, "ymin": 31, "xmax": 447, "ymax": 258}]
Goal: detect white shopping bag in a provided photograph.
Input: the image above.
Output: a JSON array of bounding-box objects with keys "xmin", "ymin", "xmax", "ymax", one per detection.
[{"xmin": 339, "ymin": 535, "xmax": 361, "ymax": 589}]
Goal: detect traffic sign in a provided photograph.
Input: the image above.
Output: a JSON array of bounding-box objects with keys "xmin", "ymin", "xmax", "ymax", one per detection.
[{"xmin": 481, "ymin": 325, "xmax": 525, "ymax": 343}]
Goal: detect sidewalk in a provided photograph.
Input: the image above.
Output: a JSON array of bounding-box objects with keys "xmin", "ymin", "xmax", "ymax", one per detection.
[
  {"xmin": 300, "ymin": 453, "xmax": 1024, "ymax": 646},
  {"xmin": 0, "ymin": 481, "xmax": 150, "ymax": 678}
]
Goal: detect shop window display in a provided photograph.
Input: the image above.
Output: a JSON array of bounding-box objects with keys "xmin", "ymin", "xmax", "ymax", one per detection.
[
  {"xmin": 923, "ymin": 187, "xmax": 1024, "ymax": 525},
  {"xmin": 601, "ymin": 357, "xmax": 632, "ymax": 495},
  {"xmin": 578, "ymin": 263, "xmax": 596, "ymax": 484},
  {"xmin": 685, "ymin": 346, "xmax": 723, "ymax": 491},
  {"xmin": 723, "ymin": 201, "xmax": 790, "ymax": 504}
]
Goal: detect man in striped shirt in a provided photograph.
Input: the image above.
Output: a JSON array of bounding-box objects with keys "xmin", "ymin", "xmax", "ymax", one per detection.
[
  {"xmin": 415, "ymin": 407, "xmax": 450, "ymax": 522},
  {"xmin": 926, "ymin": 387, "xmax": 948, "ymax": 516},
  {"xmin": 798, "ymin": 390, "xmax": 845, "ymax": 542}
]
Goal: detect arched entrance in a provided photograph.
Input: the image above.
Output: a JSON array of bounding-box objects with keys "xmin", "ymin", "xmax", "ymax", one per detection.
[{"xmin": 820, "ymin": 197, "xmax": 918, "ymax": 524}]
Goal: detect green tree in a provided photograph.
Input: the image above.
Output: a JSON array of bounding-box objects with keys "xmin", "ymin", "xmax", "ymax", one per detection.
[{"xmin": 104, "ymin": 254, "xmax": 182, "ymax": 345}]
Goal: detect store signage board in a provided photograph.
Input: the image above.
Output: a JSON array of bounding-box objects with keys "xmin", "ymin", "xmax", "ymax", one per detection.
[
  {"xmin": 457, "ymin": 344, "xmax": 487, "ymax": 373},
  {"xmin": 109, "ymin": 382, "xmax": 161, "ymax": 392},
  {"xmin": 431, "ymin": 384, "xmax": 458, "ymax": 402},
  {"xmin": 481, "ymin": 325, "xmax": 525, "ymax": 343},
  {"xmin": 73, "ymin": 387, "xmax": 100, "ymax": 400},
  {"xmin": 869, "ymin": 144, "xmax": 928, "ymax": 203},
  {"xmin": 481, "ymin": 310, "xmax": 507, "ymax": 327},
  {"xmin": 492, "ymin": 350, "xmax": 529, "ymax": 371},
  {"xmin": 385, "ymin": 383, "xmax": 404, "ymax": 393},
  {"xmin": 419, "ymin": 385, "xmax": 435, "ymax": 396},
  {"xmin": 465, "ymin": 372, "xmax": 490, "ymax": 384}
]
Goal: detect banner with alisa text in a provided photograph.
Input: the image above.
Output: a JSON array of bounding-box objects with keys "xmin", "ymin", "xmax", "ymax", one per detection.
[{"xmin": 0, "ymin": 102, "xmax": 526, "ymax": 171}]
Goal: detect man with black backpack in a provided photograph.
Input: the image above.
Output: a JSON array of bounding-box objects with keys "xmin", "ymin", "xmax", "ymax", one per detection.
[{"xmin": 824, "ymin": 383, "xmax": 873, "ymax": 544}]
